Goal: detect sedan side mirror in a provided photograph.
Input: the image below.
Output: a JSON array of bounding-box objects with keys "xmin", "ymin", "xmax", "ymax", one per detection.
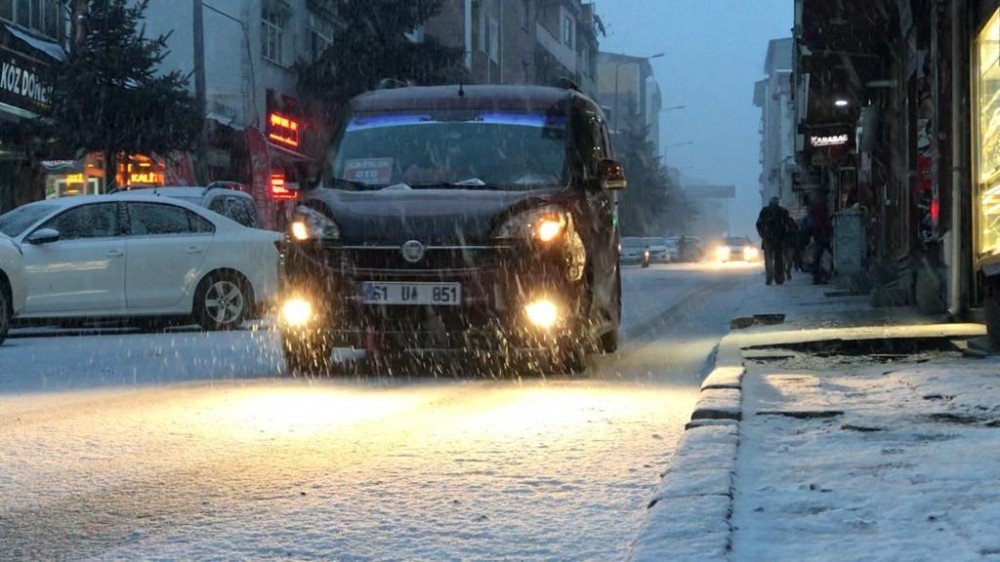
[
  {"xmin": 26, "ymin": 228, "xmax": 60, "ymax": 245},
  {"xmin": 598, "ymin": 159, "xmax": 627, "ymax": 191}
]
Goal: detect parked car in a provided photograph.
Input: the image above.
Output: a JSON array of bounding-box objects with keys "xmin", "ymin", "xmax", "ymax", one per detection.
[
  {"xmin": 0, "ymin": 233, "xmax": 26, "ymax": 345},
  {"xmin": 644, "ymin": 237, "xmax": 672, "ymax": 264},
  {"xmin": 118, "ymin": 185, "xmax": 261, "ymax": 228},
  {"xmin": 278, "ymin": 84, "xmax": 627, "ymax": 374},
  {"xmin": 715, "ymin": 236, "xmax": 760, "ymax": 262},
  {"xmin": 621, "ymin": 237, "xmax": 650, "ymax": 267},
  {"xmin": 0, "ymin": 194, "xmax": 282, "ymax": 330}
]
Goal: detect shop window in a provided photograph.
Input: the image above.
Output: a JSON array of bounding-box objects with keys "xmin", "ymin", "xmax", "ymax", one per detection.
[
  {"xmin": 261, "ymin": 2, "xmax": 289, "ymax": 65},
  {"xmin": 974, "ymin": 9, "xmax": 1000, "ymax": 259},
  {"xmin": 0, "ymin": 1, "xmax": 11, "ymax": 21},
  {"xmin": 42, "ymin": 204, "xmax": 119, "ymax": 240},
  {"xmin": 127, "ymin": 203, "xmax": 214, "ymax": 236}
]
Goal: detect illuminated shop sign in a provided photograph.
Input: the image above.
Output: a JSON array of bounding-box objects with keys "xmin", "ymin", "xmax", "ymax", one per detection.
[
  {"xmin": 269, "ymin": 173, "xmax": 298, "ymax": 200},
  {"xmin": 267, "ymin": 112, "xmax": 300, "ymax": 148},
  {"xmin": 0, "ymin": 52, "xmax": 52, "ymax": 115},
  {"xmin": 129, "ymin": 171, "xmax": 164, "ymax": 185},
  {"xmin": 65, "ymin": 173, "xmax": 85, "ymax": 184},
  {"xmin": 810, "ymin": 134, "xmax": 850, "ymax": 148}
]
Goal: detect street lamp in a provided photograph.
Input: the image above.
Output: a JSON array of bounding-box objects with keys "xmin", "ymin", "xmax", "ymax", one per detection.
[
  {"xmin": 663, "ymin": 141, "xmax": 694, "ymax": 150},
  {"xmin": 614, "ymin": 52, "xmax": 665, "ymax": 133}
]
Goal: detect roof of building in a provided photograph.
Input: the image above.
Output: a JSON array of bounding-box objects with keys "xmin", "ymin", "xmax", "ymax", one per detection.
[{"xmin": 764, "ymin": 38, "xmax": 794, "ymax": 74}]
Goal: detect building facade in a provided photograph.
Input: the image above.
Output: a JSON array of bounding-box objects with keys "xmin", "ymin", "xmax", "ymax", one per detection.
[
  {"xmin": 754, "ymin": 38, "xmax": 797, "ymax": 214},
  {"xmin": 425, "ymin": 0, "xmax": 601, "ymax": 96},
  {"xmin": 595, "ymin": 52, "xmax": 662, "ymax": 151},
  {"xmin": 792, "ymin": 0, "xmax": 1000, "ymax": 338},
  {"xmin": 131, "ymin": 0, "xmax": 343, "ymax": 227},
  {"xmin": 0, "ymin": 0, "xmax": 67, "ymax": 211}
]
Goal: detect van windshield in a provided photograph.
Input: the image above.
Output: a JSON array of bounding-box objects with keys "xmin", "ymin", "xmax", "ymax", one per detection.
[{"xmin": 326, "ymin": 111, "xmax": 568, "ymax": 191}]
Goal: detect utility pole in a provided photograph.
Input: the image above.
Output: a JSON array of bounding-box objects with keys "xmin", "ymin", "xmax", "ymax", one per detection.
[{"xmin": 192, "ymin": 0, "xmax": 207, "ymax": 185}]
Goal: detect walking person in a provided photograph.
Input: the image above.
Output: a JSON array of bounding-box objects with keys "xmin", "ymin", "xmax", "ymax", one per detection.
[
  {"xmin": 782, "ymin": 213, "xmax": 800, "ymax": 281},
  {"xmin": 808, "ymin": 194, "xmax": 832, "ymax": 284},
  {"xmin": 755, "ymin": 197, "xmax": 791, "ymax": 286}
]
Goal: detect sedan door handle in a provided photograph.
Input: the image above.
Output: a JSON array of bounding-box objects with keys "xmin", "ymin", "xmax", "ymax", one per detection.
[
  {"xmin": 187, "ymin": 246, "xmax": 204, "ymax": 254},
  {"xmin": 106, "ymin": 250, "xmax": 125, "ymax": 258}
]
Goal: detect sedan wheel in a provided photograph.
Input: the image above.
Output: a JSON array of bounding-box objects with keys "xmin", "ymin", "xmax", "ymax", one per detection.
[
  {"xmin": 0, "ymin": 289, "xmax": 9, "ymax": 346},
  {"xmin": 196, "ymin": 275, "xmax": 249, "ymax": 331}
]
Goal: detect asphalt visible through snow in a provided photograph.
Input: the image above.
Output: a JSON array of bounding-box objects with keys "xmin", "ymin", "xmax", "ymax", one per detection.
[{"xmin": 0, "ymin": 262, "xmax": 762, "ymax": 561}]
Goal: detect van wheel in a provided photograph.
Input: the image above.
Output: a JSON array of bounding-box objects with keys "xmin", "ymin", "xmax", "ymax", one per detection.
[
  {"xmin": 283, "ymin": 333, "xmax": 335, "ymax": 376},
  {"xmin": 195, "ymin": 272, "xmax": 250, "ymax": 331}
]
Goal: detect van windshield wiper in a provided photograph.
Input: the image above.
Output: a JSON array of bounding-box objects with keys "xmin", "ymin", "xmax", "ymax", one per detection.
[{"xmin": 327, "ymin": 177, "xmax": 385, "ymax": 191}]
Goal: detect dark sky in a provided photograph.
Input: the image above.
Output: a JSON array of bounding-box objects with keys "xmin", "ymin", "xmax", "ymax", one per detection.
[{"xmin": 597, "ymin": 0, "xmax": 792, "ymax": 235}]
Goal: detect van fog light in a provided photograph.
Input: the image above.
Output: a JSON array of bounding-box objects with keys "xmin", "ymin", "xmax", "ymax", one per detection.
[
  {"xmin": 524, "ymin": 299, "xmax": 559, "ymax": 330},
  {"xmin": 281, "ymin": 298, "xmax": 314, "ymax": 327}
]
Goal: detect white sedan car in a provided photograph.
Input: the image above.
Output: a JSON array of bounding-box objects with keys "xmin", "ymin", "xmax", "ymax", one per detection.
[
  {"xmin": 0, "ymin": 233, "xmax": 27, "ymax": 344},
  {"xmin": 0, "ymin": 194, "xmax": 282, "ymax": 330}
]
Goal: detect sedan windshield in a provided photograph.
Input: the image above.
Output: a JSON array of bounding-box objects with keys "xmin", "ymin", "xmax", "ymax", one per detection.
[
  {"xmin": 0, "ymin": 203, "xmax": 58, "ymax": 237},
  {"xmin": 326, "ymin": 111, "xmax": 568, "ymax": 191},
  {"xmin": 726, "ymin": 237, "xmax": 752, "ymax": 246}
]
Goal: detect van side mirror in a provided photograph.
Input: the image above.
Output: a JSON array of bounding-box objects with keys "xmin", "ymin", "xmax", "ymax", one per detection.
[
  {"xmin": 26, "ymin": 228, "xmax": 61, "ymax": 245},
  {"xmin": 598, "ymin": 159, "xmax": 627, "ymax": 191}
]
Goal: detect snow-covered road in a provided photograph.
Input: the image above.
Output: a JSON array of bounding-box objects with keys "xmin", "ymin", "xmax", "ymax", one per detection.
[{"xmin": 0, "ymin": 262, "xmax": 762, "ymax": 560}]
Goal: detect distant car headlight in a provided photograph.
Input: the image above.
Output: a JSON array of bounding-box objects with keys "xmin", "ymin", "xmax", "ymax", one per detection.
[
  {"xmin": 290, "ymin": 206, "xmax": 340, "ymax": 241},
  {"xmin": 716, "ymin": 246, "xmax": 731, "ymax": 260},
  {"xmin": 743, "ymin": 247, "xmax": 759, "ymax": 261},
  {"xmin": 495, "ymin": 206, "xmax": 568, "ymax": 243}
]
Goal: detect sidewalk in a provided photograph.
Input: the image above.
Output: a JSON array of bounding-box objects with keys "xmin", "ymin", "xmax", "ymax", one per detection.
[{"xmin": 630, "ymin": 274, "xmax": 998, "ymax": 561}]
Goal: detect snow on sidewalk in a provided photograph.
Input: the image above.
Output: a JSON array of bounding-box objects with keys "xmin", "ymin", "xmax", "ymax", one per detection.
[{"xmin": 731, "ymin": 356, "xmax": 1000, "ymax": 561}]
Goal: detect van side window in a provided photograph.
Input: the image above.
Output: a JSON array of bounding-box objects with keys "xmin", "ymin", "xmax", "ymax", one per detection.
[{"xmin": 577, "ymin": 111, "xmax": 609, "ymax": 178}]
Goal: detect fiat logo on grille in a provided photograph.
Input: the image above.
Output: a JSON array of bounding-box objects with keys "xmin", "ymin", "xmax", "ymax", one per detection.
[{"xmin": 401, "ymin": 240, "xmax": 426, "ymax": 263}]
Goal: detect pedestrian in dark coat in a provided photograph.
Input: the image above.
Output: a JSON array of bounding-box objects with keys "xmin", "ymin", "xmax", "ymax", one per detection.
[
  {"xmin": 808, "ymin": 196, "xmax": 832, "ymax": 284},
  {"xmin": 755, "ymin": 197, "xmax": 791, "ymax": 285}
]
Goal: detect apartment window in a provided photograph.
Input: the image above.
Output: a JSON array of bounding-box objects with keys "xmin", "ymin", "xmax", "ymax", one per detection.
[
  {"xmin": 561, "ymin": 15, "xmax": 573, "ymax": 47},
  {"xmin": 1, "ymin": 0, "xmax": 61, "ymax": 40},
  {"xmin": 261, "ymin": 3, "xmax": 290, "ymax": 65},
  {"xmin": 308, "ymin": 11, "xmax": 335, "ymax": 59},
  {"xmin": 488, "ymin": 17, "xmax": 499, "ymax": 63}
]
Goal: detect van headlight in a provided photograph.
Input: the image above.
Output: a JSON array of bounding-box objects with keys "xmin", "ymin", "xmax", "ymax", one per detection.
[
  {"xmin": 290, "ymin": 206, "xmax": 340, "ymax": 241},
  {"xmin": 495, "ymin": 206, "xmax": 568, "ymax": 243}
]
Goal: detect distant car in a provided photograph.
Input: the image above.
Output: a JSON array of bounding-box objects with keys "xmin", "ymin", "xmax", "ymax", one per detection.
[
  {"xmin": 678, "ymin": 236, "xmax": 704, "ymax": 262},
  {"xmin": 0, "ymin": 233, "xmax": 26, "ymax": 344},
  {"xmin": 716, "ymin": 236, "xmax": 760, "ymax": 262},
  {"xmin": 0, "ymin": 194, "xmax": 282, "ymax": 330},
  {"xmin": 621, "ymin": 237, "xmax": 650, "ymax": 267},
  {"xmin": 118, "ymin": 186, "xmax": 261, "ymax": 228},
  {"xmin": 662, "ymin": 236, "xmax": 683, "ymax": 262},
  {"xmin": 644, "ymin": 237, "xmax": 672, "ymax": 264}
]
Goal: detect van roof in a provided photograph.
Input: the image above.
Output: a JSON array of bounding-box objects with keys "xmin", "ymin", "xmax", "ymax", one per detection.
[{"xmin": 351, "ymin": 85, "xmax": 595, "ymax": 114}]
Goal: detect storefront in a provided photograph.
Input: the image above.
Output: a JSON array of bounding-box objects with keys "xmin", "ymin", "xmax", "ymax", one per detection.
[
  {"xmin": 0, "ymin": 22, "xmax": 64, "ymax": 211},
  {"xmin": 973, "ymin": 6, "xmax": 1000, "ymax": 278}
]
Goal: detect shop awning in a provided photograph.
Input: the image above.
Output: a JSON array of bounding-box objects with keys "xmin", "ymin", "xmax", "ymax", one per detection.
[{"xmin": 4, "ymin": 24, "xmax": 66, "ymax": 62}]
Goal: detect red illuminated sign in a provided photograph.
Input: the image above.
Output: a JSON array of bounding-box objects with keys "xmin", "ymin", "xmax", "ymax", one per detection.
[
  {"xmin": 267, "ymin": 112, "xmax": 300, "ymax": 148},
  {"xmin": 269, "ymin": 173, "xmax": 298, "ymax": 200}
]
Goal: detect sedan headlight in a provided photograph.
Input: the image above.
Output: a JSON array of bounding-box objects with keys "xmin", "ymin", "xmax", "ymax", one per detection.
[
  {"xmin": 716, "ymin": 246, "xmax": 731, "ymax": 260},
  {"xmin": 495, "ymin": 206, "xmax": 568, "ymax": 243},
  {"xmin": 290, "ymin": 206, "xmax": 340, "ymax": 241},
  {"xmin": 743, "ymin": 247, "xmax": 759, "ymax": 261}
]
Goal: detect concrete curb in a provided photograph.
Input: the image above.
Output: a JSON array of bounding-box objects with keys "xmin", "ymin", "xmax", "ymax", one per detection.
[{"xmin": 628, "ymin": 334, "xmax": 746, "ymax": 562}]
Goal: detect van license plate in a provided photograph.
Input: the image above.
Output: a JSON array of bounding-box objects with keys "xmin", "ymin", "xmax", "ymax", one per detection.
[{"xmin": 362, "ymin": 282, "xmax": 462, "ymax": 306}]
